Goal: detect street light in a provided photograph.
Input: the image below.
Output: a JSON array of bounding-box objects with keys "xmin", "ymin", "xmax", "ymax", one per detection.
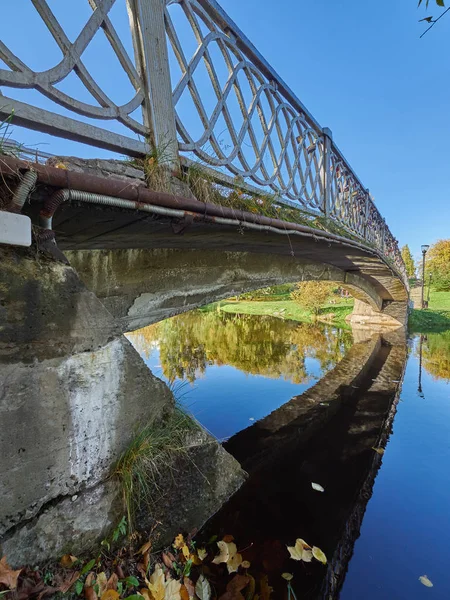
[{"xmin": 421, "ymin": 244, "xmax": 430, "ymax": 309}]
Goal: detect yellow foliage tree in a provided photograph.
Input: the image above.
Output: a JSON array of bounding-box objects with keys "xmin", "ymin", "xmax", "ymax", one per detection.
[
  {"xmin": 290, "ymin": 281, "xmax": 334, "ymax": 315},
  {"xmin": 427, "ymin": 239, "xmax": 450, "ymax": 291}
]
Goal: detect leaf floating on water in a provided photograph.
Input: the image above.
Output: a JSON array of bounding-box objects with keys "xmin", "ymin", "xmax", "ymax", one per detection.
[
  {"xmin": 195, "ymin": 574, "xmax": 211, "ymax": 600},
  {"xmin": 419, "ymin": 575, "xmax": 433, "ymax": 588},
  {"xmin": 287, "ymin": 539, "xmax": 313, "ymax": 562},
  {"xmin": 281, "ymin": 573, "xmax": 293, "ymax": 581},
  {"xmin": 212, "ymin": 540, "xmax": 237, "ymax": 565},
  {"xmin": 372, "ymin": 447, "xmax": 385, "ymax": 455},
  {"xmin": 311, "ymin": 482, "xmax": 325, "ymax": 492},
  {"xmin": 227, "ymin": 552, "xmax": 243, "ymax": 574},
  {"xmin": 241, "ymin": 560, "xmax": 251, "ymax": 569},
  {"xmin": 312, "ymin": 546, "xmax": 327, "ymax": 565}
]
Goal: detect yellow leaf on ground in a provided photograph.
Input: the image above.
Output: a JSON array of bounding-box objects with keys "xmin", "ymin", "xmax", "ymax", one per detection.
[
  {"xmin": 287, "ymin": 539, "xmax": 313, "ymax": 562},
  {"xmin": 0, "ymin": 556, "xmax": 22, "ymax": 590},
  {"xmin": 148, "ymin": 565, "xmax": 165, "ymax": 600},
  {"xmin": 140, "ymin": 590, "xmax": 152, "ymax": 600},
  {"xmin": 181, "ymin": 544, "xmax": 190, "ymax": 560},
  {"xmin": 173, "ymin": 534, "xmax": 185, "ymax": 549},
  {"xmin": 197, "ymin": 548, "xmax": 207, "ymax": 561},
  {"xmin": 312, "ymin": 547, "xmax": 327, "ymax": 565},
  {"xmin": 100, "ymin": 591, "xmax": 120, "ymax": 600},
  {"xmin": 165, "ymin": 578, "xmax": 182, "ymax": 600},
  {"xmin": 60, "ymin": 554, "xmax": 78, "ymax": 568},
  {"xmin": 419, "ymin": 575, "xmax": 433, "ymax": 588},
  {"xmin": 372, "ymin": 447, "xmax": 385, "ymax": 455},
  {"xmin": 96, "ymin": 573, "xmax": 107, "ymax": 596},
  {"xmin": 195, "ymin": 574, "xmax": 211, "ymax": 600}
]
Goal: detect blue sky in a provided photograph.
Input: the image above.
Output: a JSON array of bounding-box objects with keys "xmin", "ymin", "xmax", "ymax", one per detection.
[{"xmin": 2, "ymin": 0, "xmax": 449, "ymax": 259}]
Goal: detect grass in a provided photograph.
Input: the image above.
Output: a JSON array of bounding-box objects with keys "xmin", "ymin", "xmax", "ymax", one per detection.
[
  {"xmin": 409, "ymin": 290, "xmax": 450, "ymax": 332},
  {"xmin": 218, "ymin": 297, "xmax": 354, "ymax": 328},
  {"xmin": 114, "ymin": 407, "xmax": 199, "ymax": 532}
]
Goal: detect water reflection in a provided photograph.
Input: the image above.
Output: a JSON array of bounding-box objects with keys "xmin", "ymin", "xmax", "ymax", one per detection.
[
  {"xmin": 418, "ymin": 331, "xmax": 450, "ymax": 383},
  {"xmin": 200, "ymin": 334, "xmax": 408, "ymax": 599},
  {"xmin": 129, "ymin": 310, "xmax": 353, "ymax": 385}
]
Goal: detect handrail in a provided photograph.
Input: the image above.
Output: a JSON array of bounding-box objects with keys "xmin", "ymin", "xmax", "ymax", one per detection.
[{"xmin": 0, "ymin": 0, "xmax": 406, "ymax": 283}]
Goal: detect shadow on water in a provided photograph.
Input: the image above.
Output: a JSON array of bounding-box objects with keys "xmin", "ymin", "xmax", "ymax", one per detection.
[{"xmin": 198, "ymin": 330, "xmax": 408, "ymax": 599}]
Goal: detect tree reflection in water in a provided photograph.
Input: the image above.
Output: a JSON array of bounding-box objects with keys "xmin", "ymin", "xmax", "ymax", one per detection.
[
  {"xmin": 128, "ymin": 311, "xmax": 353, "ymax": 384},
  {"xmin": 419, "ymin": 331, "xmax": 450, "ymax": 383}
]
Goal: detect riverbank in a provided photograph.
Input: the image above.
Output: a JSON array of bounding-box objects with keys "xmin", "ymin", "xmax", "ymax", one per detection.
[
  {"xmin": 215, "ymin": 298, "xmax": 354, "ymax": 328},
  {"xmin": 409, "ymin": 290, "xmax": 450, "ymax": 332}
]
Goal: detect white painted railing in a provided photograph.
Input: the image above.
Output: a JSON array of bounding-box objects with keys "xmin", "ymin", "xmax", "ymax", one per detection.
[{"xmin": 0, "ymin": 0, "xmax": 405, "ymax": 279}]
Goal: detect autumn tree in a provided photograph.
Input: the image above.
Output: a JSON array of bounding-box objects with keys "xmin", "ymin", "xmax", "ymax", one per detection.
[
  {"xmin": 401, "ymin": 244, "xmax": 416, "ymax": 278},
  {"xmin": 426, "ymin": 239, "xmax": 450, "ymax": 291},
  {"xmin": 290, "ymin": 281, "xmax": 334, "ymax": 315}
]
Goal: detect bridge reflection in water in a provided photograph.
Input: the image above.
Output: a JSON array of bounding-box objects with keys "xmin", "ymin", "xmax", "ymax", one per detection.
[
  {"xmin": 130, "ymin": 312, "xmax": 408, "ymax": 597},
  {"xmin": 197, "ymin": 329, "xmax": 408, "ymax": 599}
]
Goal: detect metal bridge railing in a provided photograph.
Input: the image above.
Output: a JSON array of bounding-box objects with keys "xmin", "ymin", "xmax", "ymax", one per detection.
[{"xmin": 0, "ymin": 0, "xmax": 405, "ymax": 280}]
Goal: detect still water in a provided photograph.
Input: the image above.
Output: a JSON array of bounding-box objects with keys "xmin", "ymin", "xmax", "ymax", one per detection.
[{"xmin": 129, "ymin": 313, "xmax": 450, "ymax": 598}]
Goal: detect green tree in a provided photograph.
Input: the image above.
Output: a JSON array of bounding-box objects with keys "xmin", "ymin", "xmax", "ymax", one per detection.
[
  {"xmin": 290, "ymin": 281, "xmax": 334, "ymax": 315},
  {"xmin": 401, "ymin": 244, "xmax": 416, "ymax": 278},
  {"xmin": 427, "ymin": 239, "xmax": 450, "ymax": 291}
]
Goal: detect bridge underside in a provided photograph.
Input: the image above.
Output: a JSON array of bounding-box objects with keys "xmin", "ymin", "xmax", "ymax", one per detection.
[{"xmin": 56, "ymin": 206, "xmax": 408, "ymax": 332}]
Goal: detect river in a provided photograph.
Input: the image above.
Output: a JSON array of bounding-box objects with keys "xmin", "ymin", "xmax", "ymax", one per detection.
[{"xmin": 128, "ymin": 312, "xmax": 450, "ymax": 599}]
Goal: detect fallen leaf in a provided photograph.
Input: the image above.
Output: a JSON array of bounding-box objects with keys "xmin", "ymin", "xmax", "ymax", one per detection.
[
  {"xmin": 197, "ymin": 548, "xmax": 207, "ymax": 562},
  {"xmin": 106, "ymin": 573, "xmax": 118, "ymax": 591},
  {"xmin": 419, "ymin": 575, "xmax": 433, "ymax": 588},
  {"xmin": 162, "ymin": 553, "xmax": 173, "ymax": 570},
  {"xmin": 173, "ymin": 534, "xmax": 185, "ymax": 549},
  {"xmin": 241, "ymin": 560, "xmax": 251, "ymax": 569},
  {"xmin": 227, "ymin": 575, "xmax": 249, "ymax": 593},
  {"xmin": 60, "ymin": 554, "xmax": 78, "ymax": 568},
  {"xmin": 139, "ymin": 541, "xmax": 152, "ymax": 555},
  {"xmin": 85, "ymin": 573, "xmax": 95, "ymax": 588},
  {"xmin": 183, "ymin": 577, "xmax": 195, "ymax": 599},
  {"xmin": 286, "ymin": 539, "xmax": 313, "ymax": 562},
  {"xmin": 165, "ymin": 578, "xmax": 181, "ymax": 600},
  {"xmin": 213, "ymin": 541, "xmax": 237, "ymax": 565},
  {"xmin": 227, "ymin": 552, "xmax": 243, "ymax": 574},
  {"xmin": 0, "ymin": 556, "xmax": 22, "ymax": 590},
  {"xmin": 311, "ymin": 482, "xmax": 325, "ymax": 492},
  {"xmin": 195, "ymin": 574, "xmax": 211, "ymax": 600},
  {"xmin": 59, "ymin": 570, "xmax": 80, "ymax": 593},
  {"xmin": 148, "ymin": 565, "xmax": 165, "ymax": 600},
  {"xmin": 97, "ymin": 573, "xmax": 107, "ymax": 597},
  {"xmin": 281, "ymin": 573, "xmax": 293, "ymax": 581},
  {"xmin": 181, "ymin": 544, "xmax": 190, "ymax": 561},
  {"xmin": 85, "ymin": 586, "xmax": 98, "ymax": 600},
  {"xmin": 223, "ymin": 535, "xmax": 235, "ymax": 543},
  {"xmin": 312, "ymin": 547, "xmax": 327, "ymax": 565},
  {"xmin": 372, "ymin": 447, "xmax": 385, "ymax": 455},
  {"xmin": 259, "ymin": 575, "xmax": 272, "ymax": 600},
  {"xmin": 140, "ymin": 590, "xmax": 152, "ymax": 600},
  {"xmin": 180, "ymin": 584, "xmax": 189, "ymax": 600},
  {"xmin": 101, "ymin": 591, "xmax": 120, "ymax": 600}
]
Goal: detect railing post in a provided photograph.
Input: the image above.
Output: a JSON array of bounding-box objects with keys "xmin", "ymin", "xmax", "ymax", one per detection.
[
  {"xmin": 364, "ymin": 188, "xmax": 370, "ymax": 240},
  {"xmin": 322, "ymin": 127, "xmax": 333, "ymax": 217},
  {"xmin": 127, "ymin": 0, "xmax": 179, "ymax": 169}
]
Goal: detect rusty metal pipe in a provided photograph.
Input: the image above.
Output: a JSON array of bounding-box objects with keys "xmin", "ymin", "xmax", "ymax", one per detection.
[{"xmin": 0, "ymin": 155, "xmax": 402, "ymax": 279}]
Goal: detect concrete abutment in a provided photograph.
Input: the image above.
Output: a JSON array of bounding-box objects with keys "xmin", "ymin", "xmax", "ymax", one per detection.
[{"xmin": 0, "ymin": 246, "xmax": 245, "ymax": 566}]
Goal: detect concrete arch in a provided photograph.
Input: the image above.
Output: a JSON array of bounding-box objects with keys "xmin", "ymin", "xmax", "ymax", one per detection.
[{"xmin": 66, "ymin": 245, "xmax": 408, "ymax": 333}]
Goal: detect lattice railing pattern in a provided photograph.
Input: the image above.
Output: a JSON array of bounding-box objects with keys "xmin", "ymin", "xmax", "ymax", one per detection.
[{"xmin": 0, "ymin": 0, "xmax": 406, "ymax": 280}]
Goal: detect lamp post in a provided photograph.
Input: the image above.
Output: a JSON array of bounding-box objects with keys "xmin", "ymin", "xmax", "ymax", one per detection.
[{"xmin": 421, "ymin": 244, "xmax": 430, "ymax": 309}]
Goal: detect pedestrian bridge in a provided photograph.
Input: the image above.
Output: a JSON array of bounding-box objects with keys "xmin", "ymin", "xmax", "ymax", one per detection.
[{"xmin": 0, "ymin": 0, "xmax": 408, "ymax": 327}]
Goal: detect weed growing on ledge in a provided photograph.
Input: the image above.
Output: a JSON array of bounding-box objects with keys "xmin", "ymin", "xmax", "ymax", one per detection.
[{"xmin": 114, "ymin": 408, "xmax": 200, "ymax": 532}]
